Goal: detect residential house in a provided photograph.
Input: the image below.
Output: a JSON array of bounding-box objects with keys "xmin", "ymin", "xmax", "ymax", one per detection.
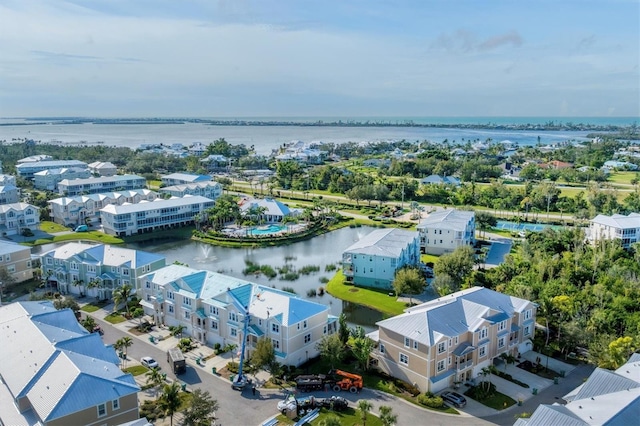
[
  {"xmin": 188, "ymin": 142, "xmax": 207, "ymax": 156},
  {"xmin": 200, "ymin": 154, "xmax": 229, "ymax": 172},
  {"xmin": 342, "ymin": 228, "xmax": 420, "ymax": 290},
  {"xmin": 239, "ymin": 197, "xmax": 301, "ymax": 223},
  {"xmin": 603, "ymin": 160, "xmax": 639, "ymax": 171},
  {"xmin": 417, "ymin": 209, "xmax": 475, "ymax": 255},
  {"xmin": 58, "ymin": 174, "xmax": 147, "ymax": 196},
  {"xmin": 161, "ymin": 172, "xmax": 211, "ymax": 186},
  {"xmin": 16, "ymin": 160, "xmax": 88, "ymax": 179},
  {"xmin": 0, "ymin": 174, "xmax": 17, "ymax": 186},
  {"xmin": 0, "ymin": 184, "xmax": 20, "ymax": 205},
  {"xmin": 0, "ymin": 203, "xmax": 40, "ymax": 236},
  {"xmin": 16, "ymin": 154, "xmax": 53, "ymax": 163},
  {"xmin": 48, "ymin": 189, "xmax": 159, "ymax": 227},
  {"xmin": 0, "ymin": 301, "xmax": 139, "ymax": 426},
  {"xmin": 100, "ymin": 195, "xmax": 215, "ymax": 237},
  {"xmin": 0, "ymin": 240, "xmax": 35, "ymax": 283},
  {"xmin": 514, "ymin": 353, "xmax": 640, "ymax": 426},
  {"xmin": 420, "ymin": 175, "xmax": 461, "ymax": 186},
  {"xmin": 540, "ymin": 160, "xmax": 573, "ymax": 170},
  {"xmin": 39, "ymin": 242, "xmax": 166, "ymax": 298},
  {"xmin": 370, "ymin": 286, "xmax": 536, "ymax": 393},
  {"xmin": 139, "ymin": 265, "xmax": 336, "ymax": 367},
  {"xmin": 88, "ymin": 161, "xmax": 118, "ymax": 176},
  {"xmin": 34, "ymin": 167, "xmax": 92, "ymax": 191},
  {"xmin": 160, "ymin": 181, "xmax": 222, "ymax": 200},
  {"xmin": 589, "ymin": 213, "xmax": 640, "ymax": 249}
]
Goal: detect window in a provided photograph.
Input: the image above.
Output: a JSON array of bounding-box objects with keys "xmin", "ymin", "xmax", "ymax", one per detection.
[
  {"xmin": 380, "ymin": 344, "xmax": 385, "ymax": 354},
  {"xmin": 71, "ymin": 262, "xmax": 79, "ymax": 270},
  {"xmin": 183, "ymin": 297, "xmax": 192, "ymax": 306},
  {"xmin": 167, "ymin": 291, "xmax": 174, "ymax": 300},
  {"xmin": 437, "ymin": 359, "xmax": 446, "ymax": 372},
  {"xmin": 404, "ymin": 337, "xmax": 410, "ymax": 347},
  {"xmin": 272, "ymin": 323, "xmax": 280, "ymax": 333},
  {"xmin": 438, "ymin": 341, "xmax": 446, "ymax": 354},
  {"xmin": 184, "ymin": 311, "xmax": 190, "ymax": 319},
  {"xmin": 399, "ymin": 353, "xmax": 408, "ymax": 365},
  {"xmin": 323, "ymin": 325, "xmax": 327, "ymax": 334},
  {"xmin": 479, "ymin": 345, "xmax": 486, "ymax": 357},
  {"xmin": 524, "ymin": 325, "xmax": 531, "ymax": 336},
  {"xmin": 7, "ymin": 265, "xmax": 15, "ymax": 273},
  {"xmin": 122, "ymin": 268, "xmax": 129, "ymax": 276},
  {"xmin": 87, "ymin": 265, "xmax": 96, "ymax": 273},
  {"xmin": 229, "ymin": 312, "xmax": 237, "ymax": 322},
  {"xmin": 524, "ymin": 309, "xmax": 532, "ymax": 320},
  {"xmin": 479, "ymin": 327, "xmax": 488, "ymax": 340},
  {"xmin": 303, "ymin": 320, "xmax": 307, "ymax": 329},
  {"xmin": 46, "ymin": 257, "xmax": 53, "ymax": 265},
  {"xmin": 211, "ymin": 320, "xmax": 218, "ymax": 330},
  {"xmin": 210, "ymin": 306, "xmax": 219, "ymax": 315},
  {"xmin": 304, "ymin": 333, "xmax": 311, "ymax": 344},
  {"xmin": 272, "ymin": 339, "xmax": 280, "ymax": 349},
  {"xmin": 413, "ymin": 340, "xmax": 418, "ymax": 350},
  {"xmin": 97, "ymin": 403, "xmax": 107, "ymax": 417},
  {"xmin": 230, "ymin": 327, "xmax": 237, "ymax": 337},
  {"xmin": 112, "ymin": 399, "xmax": 120, "ymax": 411},
  {"xmin": 168, "ymin": 305, "xmax": 174, "ymax": 314},
  {"xmin": 498, "ymin": 320, "xmax": 506, "ymax": 332},
  {"xmin": 498, "ymin": 337, "xmax": 505, "ymax": 348}
]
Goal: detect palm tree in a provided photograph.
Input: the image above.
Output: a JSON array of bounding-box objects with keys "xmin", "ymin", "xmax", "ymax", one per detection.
[
  {"xmin": 379, "ymin": 405, "xmax": 397, "ymax": 426},
  {"xmin": 318, "ymin": 415, "xmax": 341, "ymax": 426},
  {"xmin": 145, "ymin": 367, "xmax": 165, "ymax": 397},
  {"xmin": 358, "ymin": 400, "xmax": 373, "ymax": 426},
  {"xmin": 120, "ymin": 336, "xmax": 133, "ymax": 358},
  {"xmin": 480, "ymin": 366, "xmax": 493, "ymax": 391},
  {"xmin": 81, "ymin": 316, "xmax": 96, "ymax": 333},
  {"xmin": 113, "ymin": 284, "xmax": 134, "ymax": 314},
  {"xmin": 72, "ymin": 278, "xmax": 85, "ymax": 296},
  {"xmin": 159, "ymin": 381, "xmax": 182, "ymax": 426},
  {"xmin": 87, "ymin": 277, "xmax": 103, "ymax": 299}
]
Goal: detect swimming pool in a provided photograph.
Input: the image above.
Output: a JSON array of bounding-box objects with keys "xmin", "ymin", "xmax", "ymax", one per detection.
[
  {"xmin": 495, "ymin": 220, "xmax": 554, "ymax": 232},
  {"xmin": 248, "ymin": 224, "xmax": 286, "ymax": 235}
]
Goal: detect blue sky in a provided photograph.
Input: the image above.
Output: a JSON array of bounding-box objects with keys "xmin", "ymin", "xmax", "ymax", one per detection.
[{"xmin": 1, "ymin": 0, "xmax": 638, "ymax": 117}]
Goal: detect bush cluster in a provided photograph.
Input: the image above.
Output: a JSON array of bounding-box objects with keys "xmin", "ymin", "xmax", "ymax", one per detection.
[{"xmin": 417, "ymin": 393, "xmax": 444, "ymax": 408}]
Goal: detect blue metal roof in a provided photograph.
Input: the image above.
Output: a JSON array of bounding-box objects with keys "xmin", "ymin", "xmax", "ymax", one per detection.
[
  {"xmin": 249, "ymin": 324, "xmax": 264, "ymax": 337},
  {"xmin": 182, "ymin": 270, "xmax": 207, "ymax": 294},
  {"xmin": 486, "ymin": 312, "xmax": 510, "ymax": 323},
  {"xmin": 452, "ymin": 342, "xmax": 476, "ymax": 357},
  {"xmin": 287, "ymin": 297, "xmax": 327, "ymax": 326},
  {"xmin": 430, "ymin": 369, "xmax": 456, "ymax": 383},
  {"xmin": 229, "ymin": 284, "xmax": 254, "ymax": 311}
]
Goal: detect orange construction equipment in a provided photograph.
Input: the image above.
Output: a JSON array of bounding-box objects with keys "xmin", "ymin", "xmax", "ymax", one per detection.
[{"xmin": 332, "ymin": 369, "xmax": 363, "ymax": 393}]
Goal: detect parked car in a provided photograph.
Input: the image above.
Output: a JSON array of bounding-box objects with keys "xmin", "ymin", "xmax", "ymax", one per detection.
[
  {"xmin": 141, "ymin": 356, "xmax": 159, "ymax": 369},
  {"xmin": 441, "ymin": 391, "xmax": 467, "ymax": 408},
  {"xmin": 74, "ymin": 225, "xmax": 89, "ymax": 232},
  {"xmin": 92, "ymin": 325, "xmax": 104, "ymax": 335}
]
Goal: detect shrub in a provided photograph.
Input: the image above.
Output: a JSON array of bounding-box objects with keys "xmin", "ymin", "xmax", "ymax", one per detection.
[
  {"xmin": 281, "ymin": 286, "xmax": 297, "ymax": 294},
  {"xmin": 397, "ymin": 380, "xmax": 421, "ymax": 397},
  {"xmin": 417, "ymin": 394, "xmax": 444, "ymax": 408},
  {"xmin": 318, "ymin": 286, "xmax": 325, "ymax": 295},
  {"xmin": 227, "ymin": 361, "xmax": 239, "ymax": 373},
  {"xmin": 307, "ymin": 289, "xmax": 317, "ymax": 297},
  {"xmin": 465, "ymin": 382, "xmax": 497, "ymax": 401},
  {"xmin": 280, "ymin": 272, "xmax": 300, "ymax": 281}
]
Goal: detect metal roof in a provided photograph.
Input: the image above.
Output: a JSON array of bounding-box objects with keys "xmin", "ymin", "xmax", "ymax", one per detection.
[
  {"xmin": 417, "ymin": 209, "xmax": 474, "ymax": 232},
  {"xmin": 343, "ymin": 228, "xmax": 418, "ymax": 257},
  {"xmin": 101, "ymin": 195, "xmax": 213, "ymax": 214}
]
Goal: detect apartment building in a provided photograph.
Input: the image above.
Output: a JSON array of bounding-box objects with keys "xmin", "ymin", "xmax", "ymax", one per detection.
[
  {"xmin": 88, "ymin": 161, "xmax": 118, "ymax": 176},
  {"xmin": 139, "ymin": 265, "xmax": 336, "ymax": 367},
  {"xmin": 0, "ymin": 174, "xmax": 17, "ymax": 186},
  {"xmin": 342, "ymin": 228, "xmax": 420, "ymax": 289},
  {"xmin": 417, "ymin": 209, "xmax": 475, "ymax": 255},
  {"xmin": 0, "ymin": 203, "xmax": 40, "ymax": 236},
  {"xmin": 100, "ymin": 195, "xmax": 215, "ymax": 237},
  {"xmin": 33, "ymin": 167, "xmax": 92, "ymax": 191},
  {"xmin": 39, "ymin": 242, "xmax": 166, "ymax": 298},
  {"xmin": 161, "ymin": 172, "xmax": 211, "ymax": 186},
  {"xmin": 0, "ymin": 301, "xmax": 140, "ymax": 426},
  {"xmin": 58, "ymin": 174, "xmax": 147, "ymax": 196},
  {"xmin": 589, "ymin": 213, "xmax": 640, "ymax": 249},
  {"xmin": 0, "ymin": 240, "xmax": 35, "ymax": 283},
  {"xmin": 0, "ymin": 184, "xmax": 20, "ymax": 205},
  {"xmin": 370, "ymin": 287, "xmax": 536, "ymax": 393},
  {"xmin": 16, "ymin": 160, "xmax": 88, "ymax": 179},
  {"xmin": 159, "ymin": 181, "xmax": 222, "ymax": 200},
  {"xmin": 48, "ymin": 189, "xmax": 159, "ymax": 227}
]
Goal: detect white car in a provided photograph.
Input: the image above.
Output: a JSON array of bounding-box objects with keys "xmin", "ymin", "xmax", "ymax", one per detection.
[{"xmin": 141, "ymin": 356, "xmax": 159, "ymax": 369}]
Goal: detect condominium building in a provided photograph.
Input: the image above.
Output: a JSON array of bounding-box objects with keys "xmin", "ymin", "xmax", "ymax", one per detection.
[
  {"xmin": 342, "ymin": 228, "xmax": 420, "ymax": 289},
  {"xmin": 161, "ymin": 172, "xmax": 211, "ymax": 186},
  {"xmin": 39, "ymin": 242, "xmax": 166, "ymax": 298},
  {"xmin": 34, "ymin": 167, "xmax": 92, "ymax": 191},
  {"xmin": 88, "ymin": 161, "xmax": 118, "ymax": 176},
  {"xmin": 0, "ymin": 184, "xmax": 20, "ymax": 205},
  {"xmin": 159, "ymin": 181, "xmax": 222, "ymax": 200},
  {"xmin": 48, "ymin": 189, "xmax": 159, "ymax": 227},
  {"xmin": 58, "ymin": 174, "xmax": 147, "ymax": 196},
  {"xmin": 0, "ymin": 301, "xmax": 140, "ymax": 426},
  {"xmin": 417, "ymin": 209, "xmax": 475, "ymax": 255},
  {"xmin": 139, "ymin": 265, "xmax": 336, "ymax": 367},
  {"xmin": 0, "ymin": 203, "xmax": 40, "ymax": 236},
  {"xmin": 16, "ymin": 160, "xmax": 88, "ymax": 179},
  {"xmin": 0, "ymin": 174, "xmax": 17, "ymax": 186},
  {"xmin": 100, "ymin": 195, "xmax": 215, "ymax": 237},
  {"xmin": 0, "ymin": 240, "xmax": 35, "ymax": 283},
  {"xmin": 589, "ymin": 213, "xmax": 640, "ymax": 249},
  {"xmin": 370, "ymin": 286, "xmax": 536, "ymax": 393}
]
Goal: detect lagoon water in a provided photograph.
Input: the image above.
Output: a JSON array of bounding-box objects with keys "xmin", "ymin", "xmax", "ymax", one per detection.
[{"xmin": 0, "ymin": 120, "xmax": 615, "ymax": 155}]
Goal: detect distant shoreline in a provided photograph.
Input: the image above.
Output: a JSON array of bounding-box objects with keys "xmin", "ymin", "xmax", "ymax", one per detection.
[{"xmin": 0, "ymin": 117, "xmax": 636, "ymax": 133}]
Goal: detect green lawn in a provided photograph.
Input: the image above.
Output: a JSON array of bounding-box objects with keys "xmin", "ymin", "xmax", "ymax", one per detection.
[
  {"xmin": 276, "ymin": 407, "xmax": 383, "ymax": 426},
  {"xmin": 420, "ymin": 253, "xmax": 440, "ymax": 265},
  {"xmin": 607, "ymin": 171, "xmax": 638, "ymax": 184},
  {"xmin": 28, "ymin": 231, "xmax": 124, "ymax": 246},
  {"xmin": 326, "ymin": 271, "xmax": 406, "ymax": 316},
  {"xmin": 123, "ymin": 365, "xmax": 148, "ymax": 376},
  {"xmin": 104, "ymin": 312, "xmax": 127, "ymax": 324},
  {"xmin": 39, "ymin": 221, "xmax": 70, "ymax": 233},
  {"xmin": 81, "ymin": 304, "xmax": 100, "ymax": 313}
]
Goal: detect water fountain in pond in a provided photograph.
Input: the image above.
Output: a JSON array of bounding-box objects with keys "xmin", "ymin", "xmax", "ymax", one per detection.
[{"xmin": 194, "ymin": 244, "xmax": 217, "ymax": 263}]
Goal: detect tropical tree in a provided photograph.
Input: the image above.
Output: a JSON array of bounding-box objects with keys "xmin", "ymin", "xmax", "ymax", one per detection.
[
  {"xmin": 145, "ymin": 367, "xmax": 165, "ymax": 397},
  {"xmin": 113, "ymin": 283, "xmax": 134, "ymax": 314},
  {"xmin": 338, "ymin": 313, "xmax": 350, "ymax": 345},
  {"xmin": 250, "ymin": 336, "xmax": 281, "ymax": 376},
  {"xmin": 379, "ymin": 405, "xmax": 397, "ymax": 426},
  {"xmin": 158, "ymin": 382, "xmax": 182, "ymax": 426},
  {"xmin": 358, "ymin": 400, "xmax": 373, "ymax": 426},
  {"xmin": 433, "ymin": 245, "xmax": 475, "ymax": 291},
  {"xmin": 350, "ymin": 332, "xmax": 375, "ymax": 371},
  {"xmin": 316, "ymin": 333, "xmax": 346, "ymax": 369},
  {"xmin": 81, "ymin": 315, "xmax": 96, "ymax": 333},
  {"xmin": 181, "ymin": 388, "xmax": 219, "ymax": 426},
  {"xmin": 392, "ymin": 267, "xmax": 425, "ymax": 305},
  {"xmin": 119, "ymin": 336, "xmax": 133, "ymax": 358},
  {"xmin": 500, "ymin": 353, "xmax": 516, "ymax": 371},
  {"xmin": 169, "ymin": 325, "xmax": 187, "ymax": 338},
  {"xmin": 318, "ymin": 415, "xmax": 341, "ymax": 426}
]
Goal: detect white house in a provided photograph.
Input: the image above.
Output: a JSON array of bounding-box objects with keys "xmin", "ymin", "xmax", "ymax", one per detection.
[
  {"xmin": 342, "ymin": 228, "xmax": 420, "ymax": 290},
  {"xmin": 100, "ymin": 195, "xmax": 215, "ymax": 237},
  {"xmin": 159, "ymin": 181, "xmax": 222, "ymax": 200},
  {"xmin": 39, "ymin": 242, "xmax": 166, "ymax": 298},
  {"xmin": 16, "ymin": 160, "xmax": 88, "ymax": 179},
  {"xmin": 33, "ymin": 167, "xmax": 92, "ymax": 191},
  {"xmin": 139, "ymin": 265, "xmax": 336, "ymax": 367},
  {"xmin": 589, "ymin": 213, "xmax": 640, "ymax": 249},
  {"xmin": 58, "ymin": 174, "xmax": 147, "ymax": 196},
  {"xmin": 0, "ymin": 185, "xmax": 20, "ymax": 205},
  {"xmin": 417, "ymin": 209, "xmax": 475, "ymax": 255},
  {"xmin": 371, "ymin": 286, "xmax": 536, "ymax": 393},
  {"xmin": 161, "ymin": 173, "xmax": 211, "ymax": 186},
  {"xmin": 48, "ymin": 189, "xmax": 159, "ymax": 227},
  {"xmin": 0, "ymin": 175, "xmax": 17, "ymax": 186},
  {"xmin": 88, "ymin": 161, "xmax": 118, "ymax": 176},
  {"xmin": 0, "ymin": 203, "xmax": 40, "ymax": 236}
]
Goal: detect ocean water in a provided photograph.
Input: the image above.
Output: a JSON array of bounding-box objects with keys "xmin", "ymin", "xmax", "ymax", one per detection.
[{"xmin": 0, "ymin": 117, "xmax": 633, "ymax": 155}]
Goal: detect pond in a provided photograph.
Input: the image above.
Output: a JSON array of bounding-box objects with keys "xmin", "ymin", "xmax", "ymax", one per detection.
[{"xmin": 35, "ymin": 226, "xmax": 385, "ymax": 330}]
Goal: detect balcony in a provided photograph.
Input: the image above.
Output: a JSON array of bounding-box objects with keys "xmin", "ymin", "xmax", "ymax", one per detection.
[{"xmin": 456, "ymin": 360, "xmax": 474, "ymax": 371}]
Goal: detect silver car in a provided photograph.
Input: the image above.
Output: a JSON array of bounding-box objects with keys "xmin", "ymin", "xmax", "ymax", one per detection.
[
  {"xmin": 141, "ymin": 356, "xmax": 159, "ymax": 369},
  {"xmin": 441, "ymin": 391, "xmax": 467, "ymax": 408}
]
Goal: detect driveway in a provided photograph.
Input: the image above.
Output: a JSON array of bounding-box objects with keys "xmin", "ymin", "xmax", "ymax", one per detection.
[{"xmin": 483, "ymin": 238, "xmax": 512, "ymax": 267}]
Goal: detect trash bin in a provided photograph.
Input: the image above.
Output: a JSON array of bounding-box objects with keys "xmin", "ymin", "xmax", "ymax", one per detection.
[
  {"xmin": 560, "ymin": 370, "xmax": 565, "ymax": 377},
  {"xmin": 211, "ymin": 367, "xmax": 217, "ymax": 375},
  {"xmin": 554, "ymin": 377, "xmax": 559, "ymax": 385},
  {"xmin": 532, "ymin": 388, "xmax": 538, "ymax": 395},
  {"xmin": 148, "ymin": 336, "xmax": 154, "ymax": 343},
  {"xmin": 181, "ymin": 382, "xmax": 187, "ymax": 391}
]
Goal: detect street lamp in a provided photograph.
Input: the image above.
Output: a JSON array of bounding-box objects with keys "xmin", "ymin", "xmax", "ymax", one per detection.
[{"xmin": 0, "ymin": 281, "xmax": 3, "ymax": 305}]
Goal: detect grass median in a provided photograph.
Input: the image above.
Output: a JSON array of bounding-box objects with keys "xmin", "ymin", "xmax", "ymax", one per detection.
[{"xmin": 326, "ymin": 271, "xmax": 406, "ymax": 317}]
